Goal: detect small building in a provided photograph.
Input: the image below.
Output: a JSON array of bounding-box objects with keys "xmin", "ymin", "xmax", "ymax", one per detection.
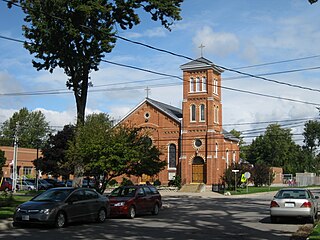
[
  {"xmin": 1, "ymin": 146, "xmax": 40, "ymax": 179},
  {"xmin": 118, "ymin": 57, "xmax": 240, "ymax": 186}
]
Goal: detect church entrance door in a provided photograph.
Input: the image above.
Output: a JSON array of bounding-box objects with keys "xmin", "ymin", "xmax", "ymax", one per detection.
[{"xmin": 192, "ymin": 157, "xmax": 206, "ymax": 183}]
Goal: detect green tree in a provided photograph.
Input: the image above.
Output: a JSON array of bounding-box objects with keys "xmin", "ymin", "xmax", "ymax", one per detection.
[
  {"xmin": 230, "ymin": 129, "xmax": 246, "ymax": 160},
  {"xmin": 67, "ymin": 113, "xmax": 164, "ymax": 193},
  {"xmin": 246, "ymin": 124, "xmax": 300, "ymax": 173},
  {"xmin": 251, "ymin": 162, "xmax": 273, "ymax": 187},
  {"xmin": 33, "ymin": 124, "xmax": 76, "ymax": 179},
  {"xmin": 8, "ymin": 0, "xmax": 183, "ymax": 125},
  {"xmin": 302, "ymin": 120, "xmax": 320, "ymax": 173},
  {"xmin": 221, "ymin": 162, "xmax": 252, "ymax": 190},
  {"xmin": 0, "ymin": 150, "xmax": 6, "ymax": 176},
  {"xmin": 0, "ymin": 108, "xmax": 51, "ymax": 148}
]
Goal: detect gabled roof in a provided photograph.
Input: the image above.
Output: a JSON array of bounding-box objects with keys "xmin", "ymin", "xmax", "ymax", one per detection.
[
  {"xmin": 146, "ymin": 98, "xmax": 182, "ymax": 121},
  {"xmin": 180, "ymin": 57, "xmax": 224, "ymax": 73},
  {"xmin": 222, "ymin": 129, "xmax": 240, "ymax": 142},
  {"xmin": 118, "ymin": 98, "xmax": 182, "ymax": 125}
]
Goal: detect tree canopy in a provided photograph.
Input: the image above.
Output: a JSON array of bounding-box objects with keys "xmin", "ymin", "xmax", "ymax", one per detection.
[
  {"xmin": 66, "ymin": 113, "xmax": 164, "ymax": 193},
  {"xmin": 0, "ymin": 107, "xmax": 51, "ymax": 148},
  {"xmin": 8, "ymin": 0, "xmax": 183, "ymax": 124},
  {"xmin": 246, "ymin": 124, "xmax": 300, "ymax": 173},
  {"xmin": 33, "ymin": 124, "xmax": 76, "ymax": 179},
  {"xmin": 0, "ymin": 150, "xmax": 6, "ymax": 176}
]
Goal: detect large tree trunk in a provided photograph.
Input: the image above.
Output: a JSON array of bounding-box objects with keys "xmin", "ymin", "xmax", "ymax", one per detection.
[{"xmin": 72, "ymin": 66, "xmax": 90, "ymax": 187}]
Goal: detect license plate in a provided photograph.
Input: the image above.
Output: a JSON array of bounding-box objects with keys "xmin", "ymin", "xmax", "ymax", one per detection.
[
  {"xmin": 22, "ymin": 215, "xmax": 30, "ymax": 221},
  {"xmin": 285, "ymin": 203, "xmax": 295, "ymax": 208}
]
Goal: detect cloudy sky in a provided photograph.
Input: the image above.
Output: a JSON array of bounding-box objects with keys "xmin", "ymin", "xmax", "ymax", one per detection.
[{"xmin": 0, "ymin": 0, "xmax": 319, "ymax": 145}]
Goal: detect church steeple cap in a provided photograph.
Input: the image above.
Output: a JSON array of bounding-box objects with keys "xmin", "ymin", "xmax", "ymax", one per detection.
[{"xmin": 180, "ymin": 57, "xmax": 224, "ymax": 73}]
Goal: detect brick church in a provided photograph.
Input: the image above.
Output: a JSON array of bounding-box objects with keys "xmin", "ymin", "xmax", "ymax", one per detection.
[{"xmin": 118, "ymin": 57, "xmax": 239, "ymax": 186}]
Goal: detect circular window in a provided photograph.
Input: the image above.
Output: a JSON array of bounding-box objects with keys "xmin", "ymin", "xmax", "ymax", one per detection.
[
  {"xmin": 144, "ymin": 112, "xmax": 150, "ymax": 119},
  {"xmin": 194, "ymin": 139, "xmax": 202, "ymax": 148}
]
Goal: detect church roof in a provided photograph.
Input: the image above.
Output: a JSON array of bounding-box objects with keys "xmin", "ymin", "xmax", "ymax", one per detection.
[
  {"xmin": 222, "ymin": 129, "xmax": 240, "ymax": 142},
  {"xmin": 180, "ymin": 57, "xmax": 224, "ymax": 73},
  {"xmin": 146, "ymin": 98, "xmax": 182, "ymax": 122},
  {"xmin": 118, "ymin": 98, "xmax": 182, "ymax": 125}
]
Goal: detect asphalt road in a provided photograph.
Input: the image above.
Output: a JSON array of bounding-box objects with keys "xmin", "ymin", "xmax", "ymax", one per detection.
[{"xmin": 0, "ymin": 190, "xmax": 310, "ymax": 240}]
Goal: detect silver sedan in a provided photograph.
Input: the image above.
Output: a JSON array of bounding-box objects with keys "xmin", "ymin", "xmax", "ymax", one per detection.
[{"xmin": 270, "ymin": 188, "xmax": 319, "ymax": 223}]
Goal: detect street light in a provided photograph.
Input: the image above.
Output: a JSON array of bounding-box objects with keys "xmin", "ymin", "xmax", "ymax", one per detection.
[{"xmin": 232, "ymin": 169, "xmax": 239, "ymax": 192}]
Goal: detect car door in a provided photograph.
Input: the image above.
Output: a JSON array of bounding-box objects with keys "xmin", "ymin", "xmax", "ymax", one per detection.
[
  {"xmin": 142, "ymin": 186, "xmax": 154, "ymax": 211},
  {"xmin": 65, "ymin": 189, "xmax": 87, "ymax": 222},
  {"xmin": 83, "ymin": 189, "xmax": 101, "ymax": 220},
  {"xmin": 135, "ymin": 187, "xmax": 149, "ymax": 214}
]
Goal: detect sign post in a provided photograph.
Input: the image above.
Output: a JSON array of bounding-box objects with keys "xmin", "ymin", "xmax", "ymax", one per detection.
[
  {"xmin": 244, "ymin": 172, "xmax": 251, "ymax": 193},
  {"xmin": 232, "ymin": 169, "xmax": 239, "ymax": 192}
]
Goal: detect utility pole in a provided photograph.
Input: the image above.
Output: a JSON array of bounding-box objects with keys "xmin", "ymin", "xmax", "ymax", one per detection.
[{"xmin": 12, "ymin": 122, "xmax": 19, "ymax": 193}]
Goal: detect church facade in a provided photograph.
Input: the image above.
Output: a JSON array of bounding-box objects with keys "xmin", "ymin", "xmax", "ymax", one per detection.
[{"xmin": 118, "ymin": 57, "xmax": 239, "ymax": 186}]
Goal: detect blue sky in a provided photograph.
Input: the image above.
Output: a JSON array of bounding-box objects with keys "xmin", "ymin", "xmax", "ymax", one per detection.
[{"xmin": 0, "ymin": 0, "xmax": 320, "ymax": 144}]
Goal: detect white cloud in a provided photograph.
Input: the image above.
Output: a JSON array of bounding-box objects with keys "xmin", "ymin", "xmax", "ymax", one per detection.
[{"xmin": 192, "ymin": 26, "xmax": 239, "ymax": 57}]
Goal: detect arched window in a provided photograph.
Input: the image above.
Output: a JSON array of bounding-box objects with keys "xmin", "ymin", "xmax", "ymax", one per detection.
[
  {"xmin": 196, "ymin": 77, "xmax": 200, "ymax": 92},
  {"xmin": 168, "ymin": 144, "xmax": 176, "ymax": 169},
  {"xmin": 216, "ymin": 106, "xmax": 219, "ymax": 123},
  {"xmin": 213, "ymin": 79, "xmax": 218, "ymax": 94},
  {"xmin": 202, "ymin": 77, "xmax": 207, "ymax": 92},
  {"xmin": 226, "ymin": 149, "xmax": 229, "ymax": 166},
  {"xmin": 190, "ymin": 78, "xmax": 195, "ymax": 92},
  {"xmin": 200, "ymin": 104, "xmax": 205, "ymax": 122},
  {"xmin": 233, "ymin": 151, "xmax": 236, "ymax": 164},
  {"xmin": 214, "ymin": 105, "xmax": 217, "ymax": 123},
  {"xmin": 215, "ymin": 143, "xmax": 218, "ymax": 158},
  {"xmin": 190, "ymin": 104, "xmax": 196, "ymax": 122}
]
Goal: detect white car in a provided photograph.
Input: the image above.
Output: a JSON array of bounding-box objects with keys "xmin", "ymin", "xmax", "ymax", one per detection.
[
  {"xmin": 16, "ymin": 180, "xmax": 36, "ymax": 191},
  {"xmin": 270, "ymin": 188, "xmax": 319, "ymax": 223}
]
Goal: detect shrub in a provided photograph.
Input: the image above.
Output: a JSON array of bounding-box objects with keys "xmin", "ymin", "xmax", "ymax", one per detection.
[
  {"xmin": 120, "ymin": 177, "xmax": 133, "ymax": 186},
  {"xmin": 108, "ymin": 179, "xmax": 118, "ymax": 186},
  {"xmin": 153, "ymin": 179, "xmax": 161, "ymax": 186}
]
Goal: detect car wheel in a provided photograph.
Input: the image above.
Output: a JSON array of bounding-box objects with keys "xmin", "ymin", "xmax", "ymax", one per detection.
[
  {"xmin": 97, "ymin": 208, "xmax": 107, "ymax": 223},
  {"xmin": 270, "ymin": 216, "xmax": 277, "ymax": 223},
  {"xmin": 55, "ymin": 211, "xmax": 66, "ymax": 228},
  {"xmin": 309, "ymin": 214, "xmax": 316, "ymax": 224},
  {"xmin": 127, "ymin": 206, "xmax": 136, "ymax": 219},
  {"xmin": 151, "ymin": 203, "xmax": 159, "ymax": 215}
]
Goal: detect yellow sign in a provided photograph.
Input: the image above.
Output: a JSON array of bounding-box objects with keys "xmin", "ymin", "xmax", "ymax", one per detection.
[{"xmin": 241, "ymin": 173, "xmax": 247, "ymax": 183}]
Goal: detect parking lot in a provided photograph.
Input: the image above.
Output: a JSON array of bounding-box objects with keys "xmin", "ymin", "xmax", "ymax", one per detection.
[{"xmin": 0, "ymin": 190, "xmax": 311, "ymax": 239}]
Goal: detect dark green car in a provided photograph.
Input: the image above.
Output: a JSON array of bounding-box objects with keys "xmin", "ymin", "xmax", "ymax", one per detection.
[{"xmin": 13, "ymin": 187, "xmax": 110, "ymax": 228}]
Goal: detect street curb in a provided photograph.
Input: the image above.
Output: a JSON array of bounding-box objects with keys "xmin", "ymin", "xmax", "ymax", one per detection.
[{"xmin": 0, "ymin": 218, "xmax": 13, "ymax": 231}]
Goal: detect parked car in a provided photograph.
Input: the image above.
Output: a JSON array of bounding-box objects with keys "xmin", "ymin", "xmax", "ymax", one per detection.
[
  {"xmin": 82, "ymin": 179, "xmax": 96, "ymax": 188},
  {"xmin": 25, "ymin": 179, "xmax": 53, "ymax": 190},
  {"xmin": 13, "ymin": 187, "xmax": 110, "ymax": 228},
  {"xmin": 44, "ymin": 178, "xmax": 66, "ymax": 187},
  {"xmin": 108, "ymin": 185, "xmax": 162, "ymax": 219},
  {"xmin": 16, "ymin": 180, "xmax": 36, "ymax": 191},
  {"xmin": 270, "ymin": 188, "xmax": 319, "ymax": 223},
  {"xmin": 0, "ymin": 180, "xmax": 12, "ymax": 191},
  {"xmin": 65, "ymin": 180, "xmax": 73, "ymax": 187}
]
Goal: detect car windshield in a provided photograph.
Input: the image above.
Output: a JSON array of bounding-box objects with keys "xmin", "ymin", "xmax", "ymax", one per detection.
[
  {"xmin": 110, "ymin": 187, "xmax": 136, "ymax": 197},
  {"xmin": 276, "ymin": 190, "xmax": 309, "ymax": 199},
  {"xmin": 32, "ymin": 189, "xmax": 74, "ymax": 202}
]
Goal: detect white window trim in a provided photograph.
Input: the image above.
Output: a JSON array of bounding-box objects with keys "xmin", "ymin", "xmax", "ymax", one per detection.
[
  {"xmin": 190, "ymin": 78, "xmax": 195, "ymax": 92},
  {"xmin": 168, "ymin": 144, "xmax": 177, "ymax": 170},
  {"xmin": 202, "ymin": 77, "xmax": 207, "ymax": 92},
  {"xmin": 215, "ymin": 143, "xmax": 218, "ymax": 158},
  {"xmin": 199, "ymin": 104, "xmax": 205, "ymax": 122},
  {"xmin": 195, "ymin": 77, "xmax": 200, "ymax": 92},
  {"xmin": 190, "ymin": 104, "xmax": 196, "ymax": 122}
]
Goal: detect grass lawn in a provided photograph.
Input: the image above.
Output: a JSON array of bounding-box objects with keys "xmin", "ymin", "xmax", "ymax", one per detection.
[
  {"xmin": 228, "ymin": 186, "xmax": 284, "ymax": 195},
  {"xmin": 308, "ymin": 223, "xmax": 320, "ymax": 240},
  {"xmin": 0, "ymin": 191, "xmax": 36, "ymax": 219}
]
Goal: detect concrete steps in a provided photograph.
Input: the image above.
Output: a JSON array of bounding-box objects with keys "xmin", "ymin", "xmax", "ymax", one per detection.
[{"xmin": 180, "ymin": 183, "xmax": 206, "ymax": 193}]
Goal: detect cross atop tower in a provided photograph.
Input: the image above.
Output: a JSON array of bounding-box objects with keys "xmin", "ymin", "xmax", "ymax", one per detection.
[
  {"xmin": 145, "ymin": 86, "xmax": 151, "ymax": 98},
  {"xmin": 199, "ymin": 44, "xmax": 205, "ymax": 57}
]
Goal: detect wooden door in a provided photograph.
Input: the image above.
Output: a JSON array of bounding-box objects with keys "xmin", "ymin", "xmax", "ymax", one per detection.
[{"xmin": 192, "ymin": 164, "xmax": 204, "ymax": 183}]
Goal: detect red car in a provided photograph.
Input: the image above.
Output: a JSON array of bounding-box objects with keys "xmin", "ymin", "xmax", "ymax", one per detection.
[
  {"xmin": 0, "ymin": 180, "xmax": 12, "ymax": 191},
  {"xmin": 108, "ymin": 185, "xmax": 162, "ymax": 218}
]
